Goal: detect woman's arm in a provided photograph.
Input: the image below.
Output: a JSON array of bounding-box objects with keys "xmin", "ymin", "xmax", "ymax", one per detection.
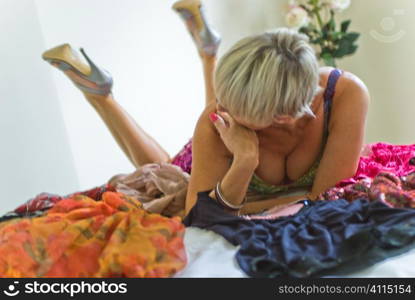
[
  {"xmin": 309, "ymin": 71, "xmax": 370, "ymax": 199},
  {"xmin": 207, "ymin": 153, "xmax": 258, "ymax": 215},
  {"xmin": 185, "ymin": 104, "xmax": 258, "ymax": 215}
]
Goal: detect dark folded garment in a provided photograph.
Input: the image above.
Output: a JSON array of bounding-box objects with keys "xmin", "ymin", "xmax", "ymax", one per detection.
[{"xmin": 184, "ymin": 191, "xmax": 415, "ymax": 278}]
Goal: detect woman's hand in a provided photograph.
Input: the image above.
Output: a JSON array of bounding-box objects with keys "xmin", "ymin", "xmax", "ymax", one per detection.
[{"xmin": 209, "ymin": 111, "xmax": 259, "ymax": 162}]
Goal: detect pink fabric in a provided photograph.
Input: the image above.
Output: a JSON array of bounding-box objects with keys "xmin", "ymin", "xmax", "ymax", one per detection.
[
  {"xmin": 335, "ymin": 142, "xmax": 415, "ymax": 187},
  {"xmin": 319, "ymin": 170, "xmax": 415, "ymax": 208},
  {"xmin": 170, "ymin": 138, "xmax": 192, "ymax": 174},
  {"xmin": 317, "ymin": 142, "xmax": 415, "ymax": 207}
]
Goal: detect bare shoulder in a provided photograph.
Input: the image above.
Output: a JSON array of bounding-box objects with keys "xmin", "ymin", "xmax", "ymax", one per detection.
[
  {"xmin": 319, "ymin": 66, "xmax": 370, "ymax": 97},
  {"xmin": 319, "ymin": 67, "xmax": 370, "ymax": 130},
  {"xmin": 194, "ymin": 103, "xmax": 231, "ymax": 157},
  {"xmin": 337, "ymin": 69, "xmax": 370, "ymax": 98},
  {"xmin": 196, "ymin": 102, "xmax": 217, "ymax": 132},
  {"xmin": 193, "ymin": 104, "xmax": 227, "ymax": 154}
]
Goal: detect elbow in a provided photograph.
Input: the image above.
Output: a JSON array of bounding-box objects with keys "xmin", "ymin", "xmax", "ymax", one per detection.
[
  {"xmin": 184, "ymin": 187, "xmax": 204, "ymax": 217},
  {"xmin": 184, "ymin": 194, "xmax": 195, "ymax": 217},
  {"xmin": 346, "ymin": 167, "xmax": 357, "ymax": 180}
]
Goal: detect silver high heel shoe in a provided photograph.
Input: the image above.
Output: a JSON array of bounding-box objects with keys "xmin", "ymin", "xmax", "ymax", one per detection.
[
  {"xmin": 172, "ymin": 0, "xmax": 221, "ymax": 56},
  {"xmin": 42, "ymin": 43, "xmax": 113, "ymax": 96}
]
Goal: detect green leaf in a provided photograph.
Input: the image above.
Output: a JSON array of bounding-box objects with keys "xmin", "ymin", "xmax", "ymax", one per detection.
[
  {"xmin": 321, "ymin": 17, "xmax": 336, "ymax": 40},
  {"xmin": 333, "ymin": 43, "xmax": 349, "ymax": 57},
  {"xmin": 322, "ymin": 22, "xmax": 330, "ymax": 33},
  {"xmin": 333, "ymin": 39, "xmax": 359, "ymax": 58},
  {"xmin": 328, "ymin": 15, "xmax": 336, "ymax": 31},
  {"xmin": 311, "ymin": 37, "xmax": 323, "ymax": 44},
  {"xmin": 321, "ymin": 25, "xmax": 329, "ymax": 39},
  {"xmin": 308, "ymin": 23, "xmax": 319, "ymax": 33},
  {"xmin": 344, "ymin": 32, "xmax": 360, "ymax": 43},
  {"xmin": 347, "ymin": 44, "xmax": 358, "ymax": 55},
  {"xmin": 321, "ymin": 53, "xmax": 336, "ymax": 67},
  {"xmin": 299, "ymin": 26, "xmax": 310, "ymax": 35},
  {"xmin": 341, "ymin": 20, "xmax": 351, "ymax": 32},
  {"xmin": 332, "ymin": 31, "xmax": 344, "ymax": 41}
]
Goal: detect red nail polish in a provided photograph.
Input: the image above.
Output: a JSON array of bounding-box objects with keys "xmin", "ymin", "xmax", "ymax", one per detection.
[{"xmin": 209, "ymin": 112, "xmax": 218, "ymax": 122}]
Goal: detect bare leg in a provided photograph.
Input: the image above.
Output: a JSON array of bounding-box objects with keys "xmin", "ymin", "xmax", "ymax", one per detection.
[
  {"xmin": 201, "ymin": 54, "xmax": 217, "ymax": 107},
  {"xmin": 173, "ymin": 0, "xmax": 221, "ymax": 107},
  {"xmin": 62, "ymin": 51, "xmax": 215, "ymax": 168},
  {"xmin": 62, "ymin": 68, "xmax": 170, "ymax": 168},
  {"xmin": 85, "ymin": 93, "xmax": 171, "ymax": 167}
]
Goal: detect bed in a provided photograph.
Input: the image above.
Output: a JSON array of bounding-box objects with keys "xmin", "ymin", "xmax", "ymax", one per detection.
[
  {"xmin": 1, "ymin": 187, "xmax": 414, "ymax": 278},
  {"xmin": 175, "ymin": 227, "xmax": 415, "ymax": 278}
]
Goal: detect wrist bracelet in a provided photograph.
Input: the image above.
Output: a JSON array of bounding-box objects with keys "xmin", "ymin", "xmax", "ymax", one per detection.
[{"xmin": 214, "ymin": 181, "xmax": 247, "ymax": 211}]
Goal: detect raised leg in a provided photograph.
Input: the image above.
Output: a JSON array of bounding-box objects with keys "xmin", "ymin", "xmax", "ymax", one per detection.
[
  {"xmin": 172, "ymin": 0, "xmax": 221, "ymax": 107},
  {"xmin": 47, "ymin": 59, "xmax": 170, "ymax": 169},
  {"xmin": 201, "ymin": 54, "xmax": 217, "ymax": 107},
  {"xmin": 82, "ymin": 92, "xmax": 171, "ymax": 168}
]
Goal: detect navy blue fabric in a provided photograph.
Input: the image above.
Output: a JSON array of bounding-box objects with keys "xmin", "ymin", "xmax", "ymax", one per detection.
[{"xmin": 184, "ymin": 191, "xmax": 415, "ymax": 278}]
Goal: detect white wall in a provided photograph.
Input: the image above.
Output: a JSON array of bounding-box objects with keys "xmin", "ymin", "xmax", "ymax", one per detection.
[
  {"xmin": 0, "ymin": 0, "xmax": 79, "ymax": 214},
  {"xmin": 338, "ymin": 0, "xmax": 415, "ymax": 144}
]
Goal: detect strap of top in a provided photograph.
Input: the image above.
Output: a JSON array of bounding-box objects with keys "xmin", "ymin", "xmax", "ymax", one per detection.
[{"xmin": 322, "ymin": 68, "xmax": 343, "ymax": 142}]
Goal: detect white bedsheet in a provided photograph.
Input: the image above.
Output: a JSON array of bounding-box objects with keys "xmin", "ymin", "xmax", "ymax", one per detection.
[{"xmin": 175, "ymin": 227, "xmax": 415, "ymax": 278}]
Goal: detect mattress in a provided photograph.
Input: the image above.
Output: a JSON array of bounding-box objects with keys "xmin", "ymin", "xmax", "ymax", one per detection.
[{"xmin": 175, "ymin": 227, "xmax": 415, "ymax": 278}]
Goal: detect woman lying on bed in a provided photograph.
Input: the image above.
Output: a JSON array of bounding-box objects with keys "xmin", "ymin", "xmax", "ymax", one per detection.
[{"xmin": 41, "ymin": 0, "xmax": 370, "ymax": 217}]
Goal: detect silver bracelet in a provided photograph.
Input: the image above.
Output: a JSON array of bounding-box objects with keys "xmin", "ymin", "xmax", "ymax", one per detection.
[{"xmin": 214, "ymin": 181, "xmax": 247, "ymax": 211}]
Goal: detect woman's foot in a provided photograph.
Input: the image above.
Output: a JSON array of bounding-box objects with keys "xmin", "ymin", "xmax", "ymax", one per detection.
[
  {"xmin": 42, "ymin": 44, "xmax": 113, "ymax": 96},
  {"xmin": 172, "ymin": 0, "xmax": 221, "ymax": 57}
]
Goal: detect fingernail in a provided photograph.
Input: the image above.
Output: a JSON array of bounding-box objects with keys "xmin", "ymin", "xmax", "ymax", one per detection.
[{"xmin": 209, "ymin": 112, "xmax": 218, "ymax": 122}]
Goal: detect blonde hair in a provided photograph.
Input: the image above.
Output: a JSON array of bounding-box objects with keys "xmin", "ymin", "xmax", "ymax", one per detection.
[{"xmin": 214, "ymin": 27, "xmax": 322, "ymax": 126}]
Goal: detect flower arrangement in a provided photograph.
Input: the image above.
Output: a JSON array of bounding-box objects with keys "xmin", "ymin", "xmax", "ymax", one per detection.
[{"xmin": 285, "ymin": 0, "xmax": 359, "ymax": 67}]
